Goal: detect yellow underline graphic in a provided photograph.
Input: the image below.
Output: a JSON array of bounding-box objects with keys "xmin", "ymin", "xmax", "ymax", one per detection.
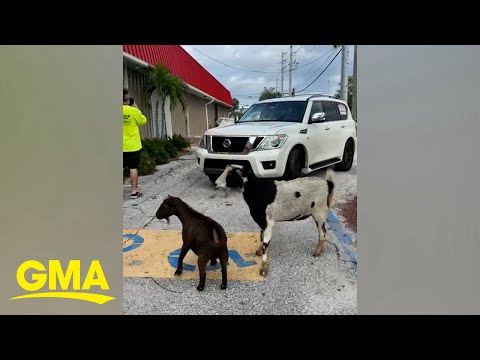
[{"xmin": 10, "ymin": 292, "xmax": 115, "ymax": 304}]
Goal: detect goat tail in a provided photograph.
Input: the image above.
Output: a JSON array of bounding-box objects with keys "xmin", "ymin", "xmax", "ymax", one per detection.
[
  {"xmin": 210, "ymin": 220, "xmax": 228, "ymax": 244},
  {"xmin": 325, "ymin": 168, "xmax": 335, "ymax": 208}
]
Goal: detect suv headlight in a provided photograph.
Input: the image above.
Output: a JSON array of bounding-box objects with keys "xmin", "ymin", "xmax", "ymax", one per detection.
[
  {"xmin": 198, "ymin": 136, "xmax": 207, "ymax": 149},
  {"xmin": 257, "ymin": 134, "xmax": 288, "ymax": 150}
]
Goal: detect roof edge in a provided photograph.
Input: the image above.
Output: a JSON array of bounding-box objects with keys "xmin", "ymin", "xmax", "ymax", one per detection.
[{"xmin": 123, "ymin": 52, "xmax": 232, "ymax": 109}]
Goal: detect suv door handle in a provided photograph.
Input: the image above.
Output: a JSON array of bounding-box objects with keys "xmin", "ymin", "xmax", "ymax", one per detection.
[
  {"xmin": 341, "ymin": 125, "xmax": 345, "ymax": 128},
  {"xmin": 325, "ymin": 127, "xmax": 330, "ymax": 130}
]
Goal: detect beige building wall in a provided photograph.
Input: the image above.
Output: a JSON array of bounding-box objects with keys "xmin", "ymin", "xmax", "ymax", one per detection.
[
  {"xmin": 187, "ymin": 93, "xmax": 208, "ymax": 136},
  {"xmin": 170, "ymin": 102, "xmax": 187, "ymax": 137}
]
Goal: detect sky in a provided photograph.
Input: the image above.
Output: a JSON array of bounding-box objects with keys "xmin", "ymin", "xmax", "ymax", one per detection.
[{"xmin": 181, "ymin": 45, "xmax": 354, "ymax": 108}]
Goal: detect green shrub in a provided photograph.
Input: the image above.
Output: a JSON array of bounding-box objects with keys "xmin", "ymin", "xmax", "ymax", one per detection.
[
  {"xmin": 124, "ymin": 135, "xmax": 190, "ymax": 180},
  {"xmin": 171, "ymin": 134, "xmax": 190, "ymax": 150},
  {"xmin": 161, "ymin": 139, "xmax": 178, "ymax": 158},
  {"xmin": 137, "ymin": 152, "xmax": 157, "ymax": 176},
  {"xmin": 123, "ymin": 152, "xmax": 156, "ymax": 177},
  {"xmin": 139, "ymin": 139, "xmax": 168, "ymax": 165}
]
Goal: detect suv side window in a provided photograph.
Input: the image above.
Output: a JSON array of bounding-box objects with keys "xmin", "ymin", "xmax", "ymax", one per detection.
[
  {"xmin": 322, "ymin": 101, "xmax": 341, "ymax": 122},
  {"xmin": 337, "ymin": 103, "xmax": 348, "ymax": 120},
  {"xmin": 309, "ymin": 101, "xmax": 324, "ymax": 121}
]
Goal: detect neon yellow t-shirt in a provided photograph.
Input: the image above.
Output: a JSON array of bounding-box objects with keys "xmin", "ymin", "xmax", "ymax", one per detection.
[{"xmin": 123, "ymin": 105, "xmax": 147, "ymax": 152}]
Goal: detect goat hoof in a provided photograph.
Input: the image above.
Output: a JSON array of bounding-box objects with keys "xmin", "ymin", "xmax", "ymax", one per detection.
[
  {"xmin": 174, "ymin": 270, "xmax": 182, "ymax": 276},
  {"xmin": 313, "ymin": 248, "xmax": 324, "ymax": 257},
  {"xmin": 197, "ymin": 285, "xmax": 204, "ymax": 291},
  {"xmin": 221, "ymin": 283, "xmax": 227, "ymax": 290},
  {"xmin": 255, "ymin": 248, "xmax": 263, "ymax": 256},
  {"xmin": 260, "ymin": 263, "xmax": 269, "ymax": 276}
]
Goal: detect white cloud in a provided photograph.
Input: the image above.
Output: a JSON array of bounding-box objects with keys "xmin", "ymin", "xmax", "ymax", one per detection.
[{"xmin": 181, "ymin": 45, "xmax": 354, "ymax": 106}]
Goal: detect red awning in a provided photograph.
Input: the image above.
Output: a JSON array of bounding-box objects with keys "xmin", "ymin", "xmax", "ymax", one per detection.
[{"xmin": 123, "ymin": 45, "xmax": 233, "ymax": 106}]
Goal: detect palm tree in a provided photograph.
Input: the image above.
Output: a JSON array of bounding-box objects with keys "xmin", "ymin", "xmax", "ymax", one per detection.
[{"xmin": 142, "ymin": 63, "xmax": 186, "ymax": 139}]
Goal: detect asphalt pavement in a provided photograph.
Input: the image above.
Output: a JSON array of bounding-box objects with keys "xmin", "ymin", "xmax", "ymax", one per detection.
[{"xmin": 123, "ymin": 149, "xmax": 357, "ymax": 315}]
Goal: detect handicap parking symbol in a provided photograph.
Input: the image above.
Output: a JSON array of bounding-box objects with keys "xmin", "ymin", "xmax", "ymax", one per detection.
[
  {"xmin": 168, "ymin": 248, "xmax": 256, "ymax": 272},
  {"xmin": 123, "ymin": 234, "xmax": 144, "ymax": 253}
]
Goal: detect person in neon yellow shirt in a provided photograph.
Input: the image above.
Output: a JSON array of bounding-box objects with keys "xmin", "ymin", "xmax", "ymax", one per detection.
[{"xmin": 123, "ymin": 88, "xmax": 147, "ymax": 199}]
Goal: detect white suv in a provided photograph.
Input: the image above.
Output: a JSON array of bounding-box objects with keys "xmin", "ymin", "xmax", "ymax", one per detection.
[{"xmin": 195, "ymin": 95, "xmax": 357, "ymax": 183}]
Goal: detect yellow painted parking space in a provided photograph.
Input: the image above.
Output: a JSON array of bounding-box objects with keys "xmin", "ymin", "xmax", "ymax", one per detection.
[{"xmin": 123, "ymin": 230, "xmax": 265, "ymax": 281}]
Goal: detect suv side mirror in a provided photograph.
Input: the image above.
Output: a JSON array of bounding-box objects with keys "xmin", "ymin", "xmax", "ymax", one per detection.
[{"xmin": 311, "ymin": 112, "xmax": 326, "ymax": 123}]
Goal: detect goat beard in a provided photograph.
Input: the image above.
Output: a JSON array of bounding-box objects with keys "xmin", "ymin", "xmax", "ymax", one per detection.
[{"xmin": 165, "ymin": 217, "xmax": 170, "ymax": 224}]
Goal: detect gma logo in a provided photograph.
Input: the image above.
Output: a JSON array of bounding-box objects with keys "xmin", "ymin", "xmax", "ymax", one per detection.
[{"xmin": 10, "ymin": 260, "xmax": 115, "ymax": 305}]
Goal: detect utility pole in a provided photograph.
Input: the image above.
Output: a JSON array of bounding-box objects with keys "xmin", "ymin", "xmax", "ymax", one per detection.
[
  {"xmin": 276, "ymin": 79, "xmax": 279, "ymax": 94},
  {"xmin": 288, "ymin": 46, "xmax": 299, "ymax": 96},
  {"xmin": 280, "ymin": 51, "xmax": 287, "ymax": 96},
  {"xmin": 352, "ymin": 45, "xmax": 357, "ymax": 121},
  {"xmin": 289, "ymin": 45, "xmax": 293, "ymax": 95},
  {"xmin": 340, "ymin": 45, "xmax": 349, "ymax": 102}
]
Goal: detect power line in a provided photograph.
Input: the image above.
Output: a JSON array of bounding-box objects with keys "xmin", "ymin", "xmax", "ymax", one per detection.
[
  {"xmin": 295, "ymin": 49, "xmax": 337, "ymax": 89},
  {"xmin": 294, "ymin": 47, "xmax": 336, "ymax": 71},
  {"xmin": 295, "ymin": 45, "xmax": 316, "ymax": 63},
  {"xmin": 297, "ymin": 48, "xmax": 342, "ymax": 93},
  {"xmin": 233, "ymin": 52, "xmax": 337, "ymax": 98},
  {"xmin": 305, "ymin": 45, "xmax": 316, "ymax": 55},
  {"xmin": 185, "ymin": 45, "xmax": 279, "ymax": 74}
]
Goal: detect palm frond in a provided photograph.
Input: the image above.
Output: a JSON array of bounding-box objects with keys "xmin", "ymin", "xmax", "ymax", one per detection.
[{"xmin": 142, "ymin": 63, "xmax": 187, "ymax": 138}]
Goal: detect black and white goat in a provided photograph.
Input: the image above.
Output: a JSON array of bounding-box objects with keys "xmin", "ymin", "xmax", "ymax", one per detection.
[
  {"xmin": 214, "ymin": 164, "xmax": 244, "ymax": 197},
  {"xmin": 223, "ymin": 166, "xmax": 335, "ymax": 277}
]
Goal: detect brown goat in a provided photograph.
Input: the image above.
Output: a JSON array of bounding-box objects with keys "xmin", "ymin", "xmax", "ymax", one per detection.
[{"xmin": 155, "ymin": 195, "xmax": 229, "ymax": 291}]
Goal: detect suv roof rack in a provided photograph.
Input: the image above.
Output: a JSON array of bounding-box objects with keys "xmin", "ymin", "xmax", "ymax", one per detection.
[{"xmin": 306, "ymin": 93, "xmax": 333, "ymax": 100}]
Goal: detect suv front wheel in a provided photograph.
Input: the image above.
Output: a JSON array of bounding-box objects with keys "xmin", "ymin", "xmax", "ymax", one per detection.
[{"xmin": 284, "ymin": 148, "xmax": 304, "ymax": 180}]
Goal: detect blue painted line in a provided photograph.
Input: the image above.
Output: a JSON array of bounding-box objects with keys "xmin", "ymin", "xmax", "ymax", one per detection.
[
  {"xmin": 167, "ymin": 248, "xmax": 257, "ymax": 272},
  {"xmin": 229, "ymin": 250, "xmax": 256, "ymax": 268},
  {"xmin": 123, "ymin": 234, "xmax": 144, "ymax": 253},
  {"xmin": 167, "ymin": 249, "xmax": 196, "ymax": 271},
  {"xmin": 327, "ymin": 210, "xmax": 357, "ymax": 268},
  {"xmin": 327, "ymin": 211, "xmax": 339, "ymax": 223},
  {"xmin": 328, "ymin": 211, "xmax": 353, "ymax": 245}
]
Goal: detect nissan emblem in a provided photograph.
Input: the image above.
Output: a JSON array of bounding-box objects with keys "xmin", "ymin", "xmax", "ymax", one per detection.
[{"xmin": 223, "ymin": 139, "xmax": 231, "ymax": 148}]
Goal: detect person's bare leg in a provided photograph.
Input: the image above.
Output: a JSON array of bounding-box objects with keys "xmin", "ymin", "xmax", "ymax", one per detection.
[{"xmin": 130, "ymin": 169, "xmax": 139, "ymax": 194}]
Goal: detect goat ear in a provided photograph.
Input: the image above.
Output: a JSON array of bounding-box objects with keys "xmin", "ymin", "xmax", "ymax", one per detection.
[{"xmin": 167, "ymin": 195, "xmax": 172, "ymax": 198}]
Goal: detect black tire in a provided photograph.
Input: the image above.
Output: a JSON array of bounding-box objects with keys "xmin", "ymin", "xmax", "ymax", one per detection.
[
  {"xmin": 335, "ymin": 139, "xmax": 355, "ymax": 171},
  {"xmin": 208, "ymin": 174, "xmax": 219, "ymax": 184},
  {"xmin": 284, "ymin": 147, "xmax": 304, "ymax": 180}
]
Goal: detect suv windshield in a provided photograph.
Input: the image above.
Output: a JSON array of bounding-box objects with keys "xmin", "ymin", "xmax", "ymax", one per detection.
[{"xmin": 238, "ymin": 101, "xmax": 308, "ymax": 123}]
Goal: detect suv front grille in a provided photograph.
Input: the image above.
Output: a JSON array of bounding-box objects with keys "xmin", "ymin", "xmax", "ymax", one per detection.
[
  {"xmin": 211, "ymin": 136, "xmax": 249, "ymax": 153},
  {"xmin": 252, "ymin": 136, "xmax": 264, "ymax": 149},
  {"xmin": 204, "ymin": 159, "xmax": 251, "ymax": 174}
]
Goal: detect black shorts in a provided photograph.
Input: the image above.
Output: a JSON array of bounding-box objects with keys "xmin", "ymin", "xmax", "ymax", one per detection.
[{"xmin": 123, "ymin": 149, "xmax": 142, "ymax": 169}]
